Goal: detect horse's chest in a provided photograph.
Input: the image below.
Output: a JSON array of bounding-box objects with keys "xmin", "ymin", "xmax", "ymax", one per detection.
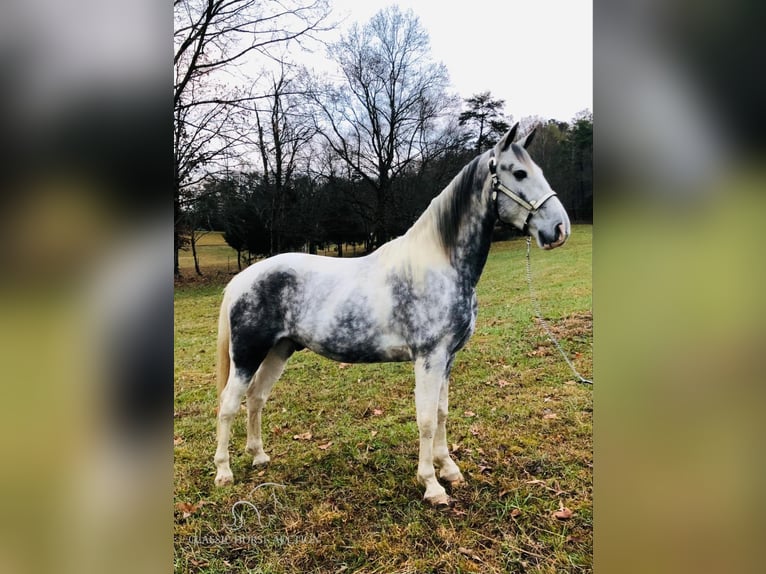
[{"xmin": 389, "ymin": 275, "xmax": 477, "ymax": 352}]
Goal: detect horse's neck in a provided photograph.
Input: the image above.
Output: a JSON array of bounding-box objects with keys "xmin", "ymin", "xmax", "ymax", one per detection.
[
  {"xmin": 450, "ymin": 187, "xmax": 496, "ymax": 289},
  {"xmin": 399, "ymin": 153, "xmax": 496, "ymax": 288}
]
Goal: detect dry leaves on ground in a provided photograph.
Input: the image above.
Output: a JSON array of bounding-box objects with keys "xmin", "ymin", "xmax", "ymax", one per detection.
[
  {"xmin": 175, "ymin": 500, "xmax": 210, "ymax": 519},
  {"xmin": 552, "ymin": 502, "xmax": 573, "ymax": 520}
]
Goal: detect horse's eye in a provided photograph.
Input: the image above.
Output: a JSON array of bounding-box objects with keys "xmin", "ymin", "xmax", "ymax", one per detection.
[{"xmin": 513, "ymin": 170, "xmax": 527, "ymax": 181}]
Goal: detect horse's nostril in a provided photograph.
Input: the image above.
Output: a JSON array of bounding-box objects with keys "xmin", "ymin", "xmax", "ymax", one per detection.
[{"xmin": 540, "ymin": 223, "xmax": 567, "ymax": 248}]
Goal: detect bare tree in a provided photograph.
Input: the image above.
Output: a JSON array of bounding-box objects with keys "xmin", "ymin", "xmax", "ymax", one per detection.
[
  {"xmin": 309, "ymin": 6, "xmax": 454, "ymax": 248},
  {"xmin": 173, "ymin": 0, "xmax": 332, "ymax": 275},
  {"xmin": 251, "ymin": 64, "xmax": 317, "ymax": 253}
]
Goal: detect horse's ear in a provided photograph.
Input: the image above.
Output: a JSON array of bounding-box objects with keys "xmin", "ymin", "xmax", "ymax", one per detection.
[
  {"xmin": 522, "ymin": 127, "xmax": 537, "ymax": 149},
  {"xmin": 498, "ymin": 123, "xmax": 519, "ymax": 152}
]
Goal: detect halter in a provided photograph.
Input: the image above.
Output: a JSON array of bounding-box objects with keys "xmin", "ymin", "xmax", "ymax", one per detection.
[{"xmin": 488, "ymin": 155, "xmax": 558, "ymax": 235}]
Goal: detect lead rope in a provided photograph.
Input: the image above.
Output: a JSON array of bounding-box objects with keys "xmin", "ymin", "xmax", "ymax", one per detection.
[{"xmin": 525, "ymin": 236, "xmax": 593, "ymax": 385}]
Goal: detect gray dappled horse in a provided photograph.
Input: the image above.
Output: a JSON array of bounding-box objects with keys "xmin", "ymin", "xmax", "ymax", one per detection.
[{"xmin": 213, "ymin": 124, "xmax": 570, "ymax": 508}]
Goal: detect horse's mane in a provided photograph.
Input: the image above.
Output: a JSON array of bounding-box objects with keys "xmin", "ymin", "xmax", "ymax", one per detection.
[
  {"xmin": 376, "ymin": 152, "xmax": 489, "ymax": 273},
  {"xmin": 431, "ymin": 154, "xmax": 486, "ymax": 252}
]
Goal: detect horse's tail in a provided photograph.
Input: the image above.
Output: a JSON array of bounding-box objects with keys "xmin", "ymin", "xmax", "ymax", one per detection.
[{"xmin": 216, "ymin": 290, "xmax": 231, "ymax": 398}]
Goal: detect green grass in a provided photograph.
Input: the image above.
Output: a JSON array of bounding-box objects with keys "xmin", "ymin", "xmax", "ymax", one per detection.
[{"xmin": 174, "ymin": 225, "xmax": 592, "ymax": 573}]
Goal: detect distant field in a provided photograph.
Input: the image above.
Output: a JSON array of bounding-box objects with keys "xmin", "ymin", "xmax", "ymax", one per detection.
[
  {"xmin": 178, "ymin": 232, "xmax": 239, "ymax": 274},
  {"xmin": 174, "ymin": 225, "xmax": 592, "ymax": 573},
  {"xmin": 177, "ymin": 232, "xmax": 368, "ymax": 278}
]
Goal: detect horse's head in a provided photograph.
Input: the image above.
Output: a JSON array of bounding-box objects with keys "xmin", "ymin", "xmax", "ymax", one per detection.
[{"xmin": 490, "ymin": 124, "xmax": 571, "ymax": 249}]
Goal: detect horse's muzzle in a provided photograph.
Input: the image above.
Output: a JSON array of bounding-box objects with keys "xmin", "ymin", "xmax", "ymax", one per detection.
[{"xmin": 541, "ymin": 223, "xmax": 568, "ymax": 250}]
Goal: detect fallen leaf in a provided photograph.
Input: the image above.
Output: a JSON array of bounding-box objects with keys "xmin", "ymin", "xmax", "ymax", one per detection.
[
  {"xmin": 173, "ymin": 435, "xmax": 184, "ymax": 446},
  {"xmin": 511, "ymin": 508, "xmax": 522, "ymax": 518},
  {"xmin": 478, "ymin": 464, "xmax": 492, "ymax": 474},
  {"xmin": 257, "ymin": 470, "xmax": 265, "ymax": 477},
  {"xmin": 293, "ymin": 432, "xmax": 313, "ymax": 441},
  {"xmin": 498, "ymin": 379, "xmax": 511, "ymax": 388},
  {"xmin": 458, "ymin": 547, "xmax": 482, "ymax": 562},
  {"xmin": 338, "ymin": 363, "xmax": 351, "ymax": 369},
  {"xmin": 463, "ymin": 410, "xmax": 476, "ymax": 417},
  {"xmin": 370, "ymin": 430, "xmax": 378, "ymax": 438},
  {"xmin": 175, "ymin": 502, "xmax": 194, "ymax": 515},
  {"xmin": 564, "ymin": 380, "xmax": 576, "ymax": 386},
  {"xmin": 175, "ymin": 500, "xmax": 209, "ymax": 519},
  {"xmin": 318, "ymin": 441, "xmax": 333, "ymax": 450},
  {"xmin": 527, "ymin": 345, "xmax": 550, "ymax": 357},
  {"xmin": 543, "ymin": 412, "xmax": 558, "ymax": 420},
  {"xmin": 372, "ymin": 408, "xmax": 383, "ymax": 416},
  {"xmin": 553, "ymin": 506, "xmax": 573, "ymax": 520}
]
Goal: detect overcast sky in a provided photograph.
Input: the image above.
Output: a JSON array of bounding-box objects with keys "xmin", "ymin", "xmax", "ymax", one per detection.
[{"xmin": 327, "ymin": 0, "xmax": 592, "ymax": 123}]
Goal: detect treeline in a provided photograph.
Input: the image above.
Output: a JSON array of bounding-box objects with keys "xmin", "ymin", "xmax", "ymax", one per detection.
[
  {"xmin": 174, "ymin": 3, "xmax": 591, "ymax": 275},
  {"xmin": 186, "ymin": 113, "xmax": 592, "ymax": 271}
]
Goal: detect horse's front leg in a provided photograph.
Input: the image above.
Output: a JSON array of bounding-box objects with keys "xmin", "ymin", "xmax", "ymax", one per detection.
[
  {"xmin": 434, "ymin": 378, "xmax": 464, "ymax": 485},
  {"xmin": 414, "ymin": 351, "xmax": 453, "ymax": 508}
]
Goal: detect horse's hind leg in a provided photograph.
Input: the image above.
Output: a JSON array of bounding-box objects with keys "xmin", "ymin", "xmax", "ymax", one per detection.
[
  {"xmin": 214, "ymin": 368, "xmax": 254, "ymax": 486},
  {"xmin": 246, "ymin": 339, "xmax": 295, "ymax": 466}
]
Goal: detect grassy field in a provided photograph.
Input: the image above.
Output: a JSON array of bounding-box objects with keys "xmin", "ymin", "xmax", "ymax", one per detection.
[
  {"xmin": 174, "ymin": 225, "xmax": 592, "ymax": 573},
  {"xmin": 178, "ymin": 232, "xmax": 366, "ymax": 279}
]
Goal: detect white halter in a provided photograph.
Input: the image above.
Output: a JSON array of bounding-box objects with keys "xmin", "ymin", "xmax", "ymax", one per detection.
[{"xmin": 488, "ymin": 155, "xmax": 558, "ymax": 234}]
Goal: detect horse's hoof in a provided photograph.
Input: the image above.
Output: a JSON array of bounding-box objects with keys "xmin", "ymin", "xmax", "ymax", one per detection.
[
  {"xmin": 426, "ymin": 493, "xmax": 454, "ymax": 511},
  {"xmin": 447, "ymin": 478, "xmax": 466, "ymax": 492},
  {"xmin": 441, "ymin": 471, "xmax": 465, "ymax": 487},
  {"xmin": 252, "ymin": 453, "xmax": 271, "ymax": 466},
  {"xmin": 214, "ymin": 471, "xmax": 233, "ymax": 487}
]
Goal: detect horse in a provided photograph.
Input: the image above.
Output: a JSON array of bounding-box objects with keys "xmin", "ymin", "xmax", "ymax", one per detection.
[{"xmin": 213, "ymin": 123, "xmax": 571, "ymax": 508}]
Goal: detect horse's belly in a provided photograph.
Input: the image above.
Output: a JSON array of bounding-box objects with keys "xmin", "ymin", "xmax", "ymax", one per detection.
[{"xmin": 301, "ymin": 336, "xmax": 413, "ymax": 364}]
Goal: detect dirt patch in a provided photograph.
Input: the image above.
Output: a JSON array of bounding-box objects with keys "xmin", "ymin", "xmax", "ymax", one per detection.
[{"xmin": 539, "ymin": 311, "xmax": 592, "ymax": 340}]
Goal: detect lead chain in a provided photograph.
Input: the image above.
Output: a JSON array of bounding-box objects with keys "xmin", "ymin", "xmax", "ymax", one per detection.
[{"xmin": 525, "ymin": 236, "xmax": 593, "ymax": 385}]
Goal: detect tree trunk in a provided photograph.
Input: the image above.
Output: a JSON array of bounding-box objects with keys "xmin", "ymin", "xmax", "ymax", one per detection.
[
  {"xmin": 174, "ymin": 196, "xmax": 182, "ymax": 277},
  {"xmin": 374, "ymin": 174, "xmax": 391, "ymax": 249},
  {"xmin": 190, "ymin": 229, "xmax": 203, "ymax": 276}
]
